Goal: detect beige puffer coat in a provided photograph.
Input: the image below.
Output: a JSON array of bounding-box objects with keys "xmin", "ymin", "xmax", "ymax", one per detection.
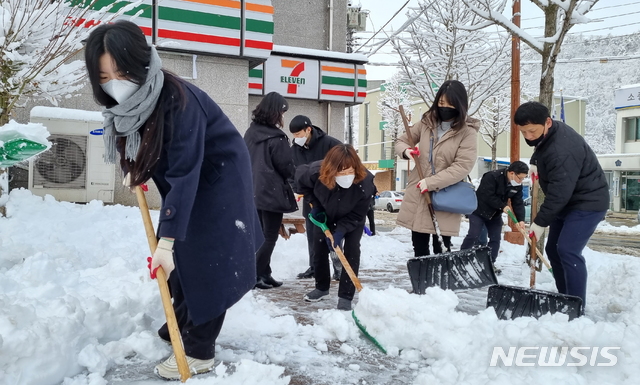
[{"xmin": 395, "ymin": 115, "xmax": 479, "ymax": 236}]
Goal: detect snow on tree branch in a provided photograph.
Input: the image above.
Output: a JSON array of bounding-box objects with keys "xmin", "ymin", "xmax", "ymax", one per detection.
[
  {"xmin": 392, "ymin": 0, "xmax": 510, "ymax": 118},
  {"xmin": 0, "ymin": 0, "xmax": 141, "ymax": 123}
]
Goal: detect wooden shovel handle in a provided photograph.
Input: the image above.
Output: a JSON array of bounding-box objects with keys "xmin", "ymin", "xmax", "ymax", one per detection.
[
  {"xmin": 136, "ymin": 187, "xmax": 191, "ymax": 382},
  {"xmin": 325, "ymin": 230, "xmax": 363, "ymax": 292},
  {"xmin": 503, "ymin": 206, "xmax": 551, "ymax": 270}
]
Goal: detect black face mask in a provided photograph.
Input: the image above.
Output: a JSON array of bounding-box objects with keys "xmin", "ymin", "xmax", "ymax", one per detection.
[
  {"xmin": 437, "ymin": 107, "xmax": 459, "ymax": 122},
  {"xmin": 525, "ymin": 133, "xmax": 544, "ymax": 147}
]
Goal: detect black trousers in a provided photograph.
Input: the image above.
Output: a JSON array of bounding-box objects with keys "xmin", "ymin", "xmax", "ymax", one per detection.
[
  {"xmin": 256, "ymin": 209, "xmax": 283, "ymax": 278},
  {"xmin": 302, "ymin": 198, "xmax": 316, "ymax": 269},
  {"xmin": 460, "ymin": 213, "xmax": 503, "ymax": 262},
  {"xmin": 366, "ymin": 207, "xmax": 376, "ymax": 235},
  {"xmin": 158, "ymin": 272, "xmax": 227, "ymax": 360},
  {"xmin": 411, "ymin": 231, "xmax": 451, "ymax": 256},
  {"xmin": 546, "ymin": 209, "xmax": 606, "ymax": 305},
  {"xmin": 313, "ymin": 223, "xmax": 364, "ymax": 301}
]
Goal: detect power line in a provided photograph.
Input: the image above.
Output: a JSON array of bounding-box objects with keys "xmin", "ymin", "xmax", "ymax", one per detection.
[
  {"xmin": 522, "ymin": 11, "xmax": 640, "ymax": 31},
  {"xmin": 520, "ymin": 0, "xmax": 640, "ymax": 21},
  {"xmin": 355, "ymin": 0, "xmax": 411, "ymax": 53}
]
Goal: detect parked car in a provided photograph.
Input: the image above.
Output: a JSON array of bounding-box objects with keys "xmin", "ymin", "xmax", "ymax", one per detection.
[{"xmin": 375, "ymin": 191, "xmax": 404, "ymax": 212}]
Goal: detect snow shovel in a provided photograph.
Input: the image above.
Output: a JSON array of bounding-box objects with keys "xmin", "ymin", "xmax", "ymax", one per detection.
[
  {"xmin": 486, "ymin": 179, "xmax": 583, "ymax": 320},
  {"xmin": 135, "ymin": 186, "xmax": 191, "ymax": 381},
  {"xmin": 308, "ymin": 211, "xmax": 387, "ymax": 354},
  {"xmin": 0, "ymin": 130, "xmax": 49, "ymax": 168},
  {"xmin": 396, "ymin": 105, "xmax": 498, "ymax": 293}
]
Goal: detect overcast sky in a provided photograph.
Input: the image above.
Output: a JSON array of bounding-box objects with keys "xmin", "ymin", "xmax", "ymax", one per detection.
[{"xmin": 354, "ymin": 0, "xmax": 640, "ymax": 81}]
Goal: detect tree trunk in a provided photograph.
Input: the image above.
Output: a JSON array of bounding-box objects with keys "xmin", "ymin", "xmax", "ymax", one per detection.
[{"xmin": 539, "ymin": 4, "xmax": 558, "ymax": 111}]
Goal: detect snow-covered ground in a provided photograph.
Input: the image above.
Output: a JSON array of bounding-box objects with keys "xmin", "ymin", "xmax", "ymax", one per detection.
[{"xmin": 1, "ymin": 190, "xmax": 639, "ymax": 385}]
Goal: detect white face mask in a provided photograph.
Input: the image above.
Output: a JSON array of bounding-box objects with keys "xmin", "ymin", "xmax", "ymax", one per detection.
[
  {"xmin": 335, "ymin": 174, "xmax": 355, "ymax": 189},
  {"xmin": 293, "ymin": 137, "xmax": 307, "ymax": 147},
  {"xmin": 510, "ymin": 179, "xmax": 522, "ymax": 187},
  {"xmin": 100, "ymin": 79, "xmax": 140, "ymax": 104}
]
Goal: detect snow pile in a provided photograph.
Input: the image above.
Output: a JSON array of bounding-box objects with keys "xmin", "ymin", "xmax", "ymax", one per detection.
[{"xmin": 1, "ymin": 189, "xmax": 639, "ymax": 385}]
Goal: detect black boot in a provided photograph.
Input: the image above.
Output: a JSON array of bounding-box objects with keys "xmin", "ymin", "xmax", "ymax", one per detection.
[
  {"xmin": 296, "ymin": 267, "xmax": 314, "ymax": 279},
  {"xmin": 263, "ymin": 275, "xmax": 283, "ymax": 287},
  {"xmin": 254, "ymin": 277, "xmax": 273, "ymax": 289}
]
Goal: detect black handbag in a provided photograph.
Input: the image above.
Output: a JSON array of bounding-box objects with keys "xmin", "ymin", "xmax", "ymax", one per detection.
[{"xmin": 428, "ymin": 135, "xmax": 477, "ymax": 214}]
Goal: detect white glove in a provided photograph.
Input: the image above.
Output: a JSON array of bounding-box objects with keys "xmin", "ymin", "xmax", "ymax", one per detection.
[
  {"xmin": 528, "ymin": 164, "xmax": 538, "ymax": 180},
  {"xmin": 123, "ymin": 173, "xmax": 134, "ymax": 193},
  {"xmin": 529, "ymin": 223, "xmax": 546, "ymax": 241},
  {"xmin": 149, "ymin": 238, "xmax": 175, "ymax": 280},
  {"xmin": 416, "ymin": 178, "xmax": 429, "ymax": 194}
]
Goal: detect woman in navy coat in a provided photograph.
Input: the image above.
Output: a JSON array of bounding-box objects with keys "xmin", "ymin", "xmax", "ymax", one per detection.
[{"xmin": 84, "ymin": 21, "xmax": 263, "ymax": 380}]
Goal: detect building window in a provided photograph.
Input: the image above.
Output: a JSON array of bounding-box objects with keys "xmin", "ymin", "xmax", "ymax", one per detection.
[
  {"xmin": 623, "ymin": 117, "xmax": 640, "ymax": 141},
  {"xmin": 364, "ymin": 103, "xmax": 369, "ymax": 161}
]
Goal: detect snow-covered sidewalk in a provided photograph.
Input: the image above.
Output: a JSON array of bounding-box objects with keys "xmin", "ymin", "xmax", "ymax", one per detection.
[{"xmin": 1, "ymin": 190, "xmax": 638, "ymax": 385}]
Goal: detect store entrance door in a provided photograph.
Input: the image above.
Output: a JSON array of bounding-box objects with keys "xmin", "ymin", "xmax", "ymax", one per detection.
[{"xmin": 622, "ymin": 176, "xmax": 640, "ymax": 211}]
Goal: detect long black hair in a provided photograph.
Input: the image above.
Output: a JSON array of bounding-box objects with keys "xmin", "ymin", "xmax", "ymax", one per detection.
[
  {"xmin": 84, "ymin": 20, "xmax": 186, "ymax": 186},
  {"xmin": 425, "ymin": 80, "xmax": 469, "ymax": 130},
  {"xmin": 251, "ymin": 92, "xmax": 288, "ymax": 128}
]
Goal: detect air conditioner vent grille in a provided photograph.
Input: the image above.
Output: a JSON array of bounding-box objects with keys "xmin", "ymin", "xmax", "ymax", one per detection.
[{"xmin": 33, "ymin": 134, "xmax": 87, "ymax": 189}]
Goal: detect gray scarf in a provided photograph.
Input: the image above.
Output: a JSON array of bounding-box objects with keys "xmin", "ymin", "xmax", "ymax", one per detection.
[{"xmin": 101, "ymin": 46, "xmax": 164, "ymax": 164}]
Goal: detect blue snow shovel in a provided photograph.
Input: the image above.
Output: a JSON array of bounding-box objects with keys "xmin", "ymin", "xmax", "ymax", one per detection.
[{"xmin": 308, "ymin": 210, "xmax": 387, "ymax": 354}]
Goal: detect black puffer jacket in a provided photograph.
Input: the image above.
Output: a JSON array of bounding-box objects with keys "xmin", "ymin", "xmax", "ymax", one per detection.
[
  {"xmin": 531, "ymin": 120, "xmax": 609, "ymax": 227},
  {"xmin": 290, "ymin": 126, "xmax": 342, "ymax": 190},
  {"xmin": 291, "ymin": 126, "xmax": 342, "ymax": 166},
  {"xmin": 244, "ymin": 121, "xmax": 297, "ymax": 213},
  {"xmin": 294, "ymin": 161, "xmax": 376, "ymax": 234},
  {"xmin": 473, "ymin": 169, "xmax": 524, "ymax": 221}
]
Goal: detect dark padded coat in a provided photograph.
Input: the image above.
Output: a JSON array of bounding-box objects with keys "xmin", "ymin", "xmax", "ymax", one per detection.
[
  {"xmin": 294, "ymin": 161, "xmax": 376, "ymax": 234},
  {"xmin": 244, "ymin": 122, "xmax": 297, "ymax": 213},
  {"xmin": 151, "ymin": 80, "xmax": 263, "ymax": 325},
  {"xmin": 473, "ymin": 169, "xmax": 525, "ymax": 222},
  {"xmin": 531, "ymin": 120, "xmax": 609, "ymax": 227},
  {"xmin": 290, "ymin": 126, "xmax": 342, "ymax": 190}
]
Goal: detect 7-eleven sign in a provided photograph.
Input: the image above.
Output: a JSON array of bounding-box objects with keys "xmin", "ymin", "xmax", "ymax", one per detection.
[{"xmin": 264, "ymin": 55, "xmax": 319, "ymax": 99}]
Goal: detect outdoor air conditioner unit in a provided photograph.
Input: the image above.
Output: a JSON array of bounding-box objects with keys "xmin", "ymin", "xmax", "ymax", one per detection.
[{"xmin": 28, "ymin": 106, "xmax": 115, "ymax": 203}]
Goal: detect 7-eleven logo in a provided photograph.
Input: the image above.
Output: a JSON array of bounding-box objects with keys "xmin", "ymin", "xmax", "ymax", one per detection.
[{"xmin": 280, "ymin": 59, "xmax": 306, "ymax": 94}]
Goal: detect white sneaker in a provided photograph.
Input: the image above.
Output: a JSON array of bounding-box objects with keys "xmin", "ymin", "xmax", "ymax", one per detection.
[{"xmin": 154, "ymin": 353, "xmax": 216, "ymax": 380}]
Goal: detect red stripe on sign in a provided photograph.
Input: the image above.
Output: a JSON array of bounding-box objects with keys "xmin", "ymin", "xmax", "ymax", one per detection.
[
  {"xmin": 248, "ymin": 83, "xmax": 263, "ymax": 89},
  {"xmin": 139, "ymin": 26, "xmax": 241, "ymax": 47},
  {"xmin": 357, "ymin": 92, "xmax": 367, "ymax": 98},
  {"xmin": 245, "ymin": 40, "xmax": 273, "ymax": 50},
  {"xmin": 159, "ymin": 29, "xmax": 241, "ymax": 46},
  {"xmin": 321, "ymin": 89, "xmax": 355, "ymax": 97}
]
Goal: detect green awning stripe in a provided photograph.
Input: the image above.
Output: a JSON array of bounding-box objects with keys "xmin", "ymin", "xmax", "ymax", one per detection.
[{"xmin": 322, "ymin": 76, "xmax": 355, "ymax": 87}]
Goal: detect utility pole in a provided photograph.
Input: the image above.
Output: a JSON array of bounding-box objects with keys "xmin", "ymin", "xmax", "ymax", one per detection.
[{"xmin": 505, "ymin": 0, "xmax": 524, "ymax": 245}]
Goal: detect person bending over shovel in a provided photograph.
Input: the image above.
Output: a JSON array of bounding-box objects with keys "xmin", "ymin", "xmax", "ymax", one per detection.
[
  {"xmin": 514, "ymin": 101, "xmax": 609, "ymax": 307},
  {"xmin": 84, "ymin": 21, "xmax": 263, "ymax": 380},
  {"xmin": 294, "ymin": 144, "xmax": 375, "ymax": 311},
  {"xmin": 460, "ymin": 161, "xmax": 529, "ymax": 272}
]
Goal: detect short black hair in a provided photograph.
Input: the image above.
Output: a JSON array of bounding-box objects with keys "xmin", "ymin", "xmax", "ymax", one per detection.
[
  {"xmin": 514, "ymin": 101, "xmax": 550, "ymax": 126},
  {"xmin": 507, "ymin": 160, "xmax": 529, "ymax": 174}
]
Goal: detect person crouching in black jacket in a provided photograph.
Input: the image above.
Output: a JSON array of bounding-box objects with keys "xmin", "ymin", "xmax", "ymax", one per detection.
[
  {"xmin": 460, "ymin": 161, "xmax": 528, "ymax": 267},
  {"xmin": 295, "ymin": 144, "xmax": 376, "ymax": 311}
]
